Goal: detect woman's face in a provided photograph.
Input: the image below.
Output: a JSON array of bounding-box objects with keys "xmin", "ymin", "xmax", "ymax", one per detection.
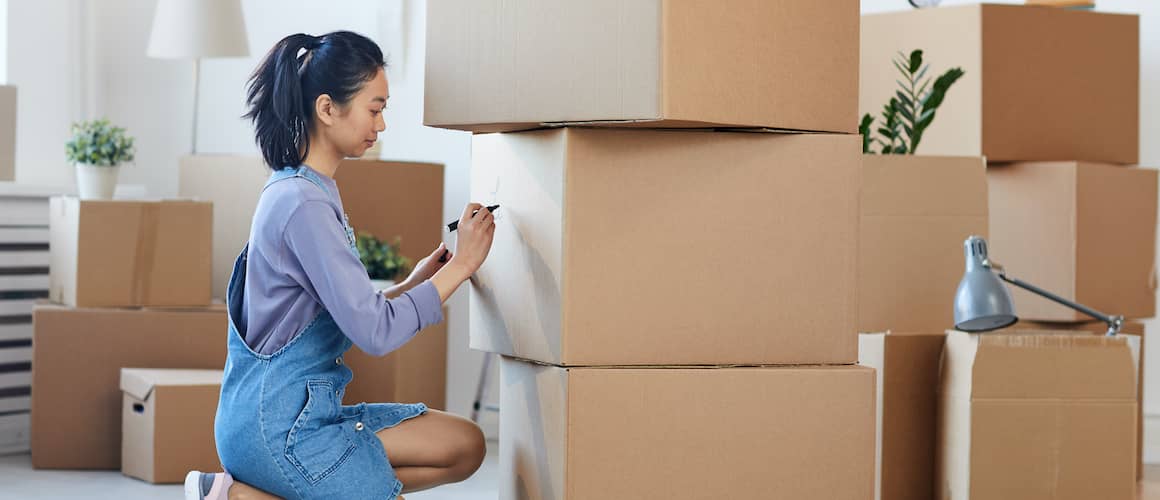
[{"xmin": 323, "ymin": 67, "xmax": 389, "ymax": 158}]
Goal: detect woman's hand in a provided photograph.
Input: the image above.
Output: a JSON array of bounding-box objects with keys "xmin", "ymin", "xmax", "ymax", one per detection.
[
  {"xmin": 405, "ymin": 242, "xmax": 451, "ymax": 287},
  {"xmin": 430, "ymin": 202, "xmax": 496, "ymax": 302},
  {"xmin": 449, "ymin": 202, "xmax": 496, "ymax": 274}
]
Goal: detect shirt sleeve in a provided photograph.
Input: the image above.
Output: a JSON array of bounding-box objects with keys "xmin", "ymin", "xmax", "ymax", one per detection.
[{"xmin": 282, "ymin": 200, "xmax": 444, "ymax": 356}]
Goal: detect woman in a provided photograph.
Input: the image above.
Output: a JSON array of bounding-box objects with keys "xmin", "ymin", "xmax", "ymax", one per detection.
[{"xmin": 185, "ymin": 31, "xmax": 494, "ymax": 500}]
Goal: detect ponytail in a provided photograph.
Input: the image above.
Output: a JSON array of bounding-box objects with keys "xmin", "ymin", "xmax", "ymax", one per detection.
[{"xmin": 244, "ymin": 31, "xmax": 385, "ymax": 170}]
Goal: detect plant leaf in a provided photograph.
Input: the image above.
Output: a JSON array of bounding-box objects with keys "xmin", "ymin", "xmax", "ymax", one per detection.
[
  {"xmin": 893, "ymin": 59, "xmax": 911, "ymax": 80},
  {"xmin": 859, "ymin": 114, "xmax": 874, "ymax": 154},
  {"xmin": 896, "ymin": 91, "xmax": 913, "ymax": 108},
  {"xmin": 909, "ymin": 50, "xmax": 923, "ymax": 73},
  {"xmin": 914, "ymin": 64, "xmax": 929, "ymax": 85}
]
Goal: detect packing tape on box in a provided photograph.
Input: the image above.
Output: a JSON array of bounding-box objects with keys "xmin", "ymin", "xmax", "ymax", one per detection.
[{"xmin": 131, "ymin": 203, "xmax": 160, "ymax": 306}]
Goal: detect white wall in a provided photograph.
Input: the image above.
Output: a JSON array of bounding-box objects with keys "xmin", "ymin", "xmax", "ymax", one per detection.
[
  {"xmin": 6, "ymin": 0, "xmax": 485, "ymax": 428},
  {"xmin": 862, "ymin": 0, "xmax": 1160, "ymax": 417}
]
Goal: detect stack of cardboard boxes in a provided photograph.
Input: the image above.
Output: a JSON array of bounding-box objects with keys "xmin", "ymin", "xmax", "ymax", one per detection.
[
  {"xmin": 861, "ymin": 4, "xmax": 1151, "ymax": 499},
  {"xmin": 32, "ymin": 197, "xmax": 226, "ymax": 482},
  {"xmin": 426, "ymin": 1, "xmax": 875, "ymax": 498}
]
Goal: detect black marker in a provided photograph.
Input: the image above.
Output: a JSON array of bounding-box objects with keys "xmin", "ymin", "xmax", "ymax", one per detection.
[
  {"xmin": 447, "ymin": 205, "xmax": 500, "ymax": 232},
  {"xmin": 439, "ymin": 205, "xmax": 500, "ymax": 262}
]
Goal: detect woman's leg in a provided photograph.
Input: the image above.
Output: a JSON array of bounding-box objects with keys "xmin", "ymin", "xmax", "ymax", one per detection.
[
  {"xmin": 228, "ymin": 481, "xmax": 283, "ymax": 500},
  {"xmin": 375, "ymin": 409, "xmax": 487, "ymax": 493}
]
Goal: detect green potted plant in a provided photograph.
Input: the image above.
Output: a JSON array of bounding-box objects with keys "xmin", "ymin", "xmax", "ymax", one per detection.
[
  {"xmin": 859, "ymin": 49, "xmax": 964, "ymax": 155},
  {"xmin": 65, "ymin": 119, "xmax": 136, "ymax": 200},
  {"xmin": 356, "ymin": 232, "xmax": 412, "ymax": 290}
]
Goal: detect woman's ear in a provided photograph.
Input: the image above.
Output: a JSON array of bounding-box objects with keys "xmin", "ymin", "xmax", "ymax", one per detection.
[{"xmin": 315, "ymin": 94, "xmax": 336, "ymax": 126}]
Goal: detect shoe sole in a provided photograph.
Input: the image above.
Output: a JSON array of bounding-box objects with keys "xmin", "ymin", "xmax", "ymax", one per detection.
[{"xmin": 183, "ymin": 471, "xmax": 202, "ymax": 500}]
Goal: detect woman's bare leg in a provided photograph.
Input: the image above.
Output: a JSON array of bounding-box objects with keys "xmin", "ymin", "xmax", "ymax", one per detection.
[
  {"xmin": 375, "ymin": 409, "xmax": 487, "ymax": 493},
  {"xmin": 228, "ymin": 481, "xmax": 283, "ymax": 500}
]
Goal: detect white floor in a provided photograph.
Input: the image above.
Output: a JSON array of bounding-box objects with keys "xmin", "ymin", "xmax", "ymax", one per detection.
[{"xmin": 0, "ymin": 440, "xmax": 499, "ymax": 499}]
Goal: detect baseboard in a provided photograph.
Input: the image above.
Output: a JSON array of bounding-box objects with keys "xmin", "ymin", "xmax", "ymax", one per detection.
[{"xmin": 1146, "ymin": 414, "xmax": 1160, "ymax": 464}]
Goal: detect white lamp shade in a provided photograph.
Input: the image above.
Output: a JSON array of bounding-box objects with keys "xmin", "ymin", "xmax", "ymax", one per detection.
[{"xmin": 147, "ymin": 0, "xmax": 249, "ymax": 59}]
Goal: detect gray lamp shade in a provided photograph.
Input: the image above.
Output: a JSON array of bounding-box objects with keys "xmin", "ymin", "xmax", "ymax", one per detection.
[
  {"xmin": 147, "ymin": 0, "xmax": 249, "ymax": 59},
  {"xmin": 954, "ymin": 236, "xmax": 1017, "ymax": 332}
]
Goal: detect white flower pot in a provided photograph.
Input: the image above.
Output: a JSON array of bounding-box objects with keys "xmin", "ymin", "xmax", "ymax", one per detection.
[
  {"xmin": 75, "ymin": 163, "xmax": 120, "ymax": 200},
  {"xmin": 370, "ymin": 279, "xmax": 396, "ymax": 291}
]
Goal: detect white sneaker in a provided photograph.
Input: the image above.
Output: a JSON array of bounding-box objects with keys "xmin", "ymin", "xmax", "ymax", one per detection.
[{"xmin": 184, "ymin": 471, "xmax": 233, "ymax": 500}]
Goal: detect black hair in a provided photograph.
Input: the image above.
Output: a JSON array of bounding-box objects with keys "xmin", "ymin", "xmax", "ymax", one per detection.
[{"xmin": 244, "ymin": 31, "xmax": 385, "ymax": 170}]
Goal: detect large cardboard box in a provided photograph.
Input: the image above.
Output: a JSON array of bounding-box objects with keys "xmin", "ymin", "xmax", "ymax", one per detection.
[
  {"xmin": 120, "ymin": 368, "xmax": 222, "ymax": 484},
  {"xmin": 937, "ymin": 330, "xmax": 1138, "ymax": 500},
  {"xmin": 31, "ymin": 304, "xmax": 227, "ymax": 469},
  {"xmin": 859, "ymin": 332, "xmax": 946, "ymax": 500},
  {"xmin": 1020, "ymin": 320, "xmax": 1147, "ymax": 479},
  {"xmin": 470, "ymin": 129, "xmax": 860, "ymax": 366},
  {"xmin": 342, "ymin": 308, "xmax": 448, "ymax": 410},
  {"xmin": 0, "ymin": 85, "xmax": 15, "ymax": 181},
  {"xmin": 501, "ymin": 358, "xmax": 875, "ymax": 500},
  {"xmin": 48, "ymin": 197, "xmax": 213, "ymax": 308},
  {"xmin": 861, "ymin": 5, "xmax": 1138, "ymax": 163},
  {"xmin": 426, "ymin": 0, "xmax": 859, "ymax": 134},
  {"xmin": 859, "ymin": 156, "xmax": 987, "ymax": 334},
  {"xmin": 987, "ymin": 162, "xmax": 1157, "ymax": 321}
]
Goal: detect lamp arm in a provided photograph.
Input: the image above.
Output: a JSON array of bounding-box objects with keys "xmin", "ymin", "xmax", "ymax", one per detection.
[{"xmin": 985, "ymin": 260, "xmax": 1123, "ymax": 336}]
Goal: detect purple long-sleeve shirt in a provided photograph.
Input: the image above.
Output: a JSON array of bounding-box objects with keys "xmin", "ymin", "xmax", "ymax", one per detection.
[{"xmin": 239, "ymin": 164, "xmax": 444, "ymax": 356}]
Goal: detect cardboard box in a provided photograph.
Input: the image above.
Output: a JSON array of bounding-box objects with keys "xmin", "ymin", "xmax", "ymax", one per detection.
[
  {"xmin": 987, "ymin": 162, "xmax": 1157, "ymax": 321},
  {"xmin": 859, "ymin": 156, "xmax": 987, "ymax": 334},
  {"xmin": 342, "ymin": 308, "xmax": 448, "ymax": 410},
  {"xmin": 426, "ymin": 0, "xmax": 859, "ymax": 134},
  {"xmin": 861, "ymin": 5, "xmax": 1138, "ymax": 163},
  {"xmin": 333, "ymin": 159, "xmax": 445, "ymax": 265},
  {"xmin": 31, "ymin": 304, "xmax": 226, "ymax": 469},
  {"xmin": 470, "ymin": 129, "xmax": 860, "ymax": 366},
  {"xmin": 1019, "ymin": 320, "xmax": 1146, "ymax": 479},
  {"xmin": 48, "ymin": 197, "xmax": 213, "ymax": 308},
  {"xmin": 0, "ymin": 85, "xmax": 15, "ymax": 181},
  {"xmin": 937, "ymin": 330, "xmax": 1138, "ymax": 500},
  {"xmin": 859, "ymin": 331, "xmax": 946, "ymax": 500},
  {"xmin": 500, "ymin": 358, "xmax": 875, "ymax": 500},
  {"xmin": 120, "ymin": 368, "xmax": 222, "ymax": 484}
]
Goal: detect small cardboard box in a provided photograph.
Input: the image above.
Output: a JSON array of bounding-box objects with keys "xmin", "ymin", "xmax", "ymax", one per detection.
[
  {"xmin": 987, "ymin": 161, "xmax": 1157, "ymax": 321},
  {"xmin": 859, "ymin": 331, "xmax": 947, "ymax": 500},
  {"xmin": 31, "ymin": 304, "xmax": 226, "ymax": 470},
  {"xmin": 861, "ymin": 4, "xmax": 1138, "ymax": 163},
  {"xmin": 859, "ymin": 155, "xmax": 988, "ymax": 334},
  {"xmin": 0, "ymin": 85, "xmax": 15, "ymax": 181},
  {"xmin": 48, "ymin": 197, "xmax": 213, "ymax": 308},
  {"xmin": 500, "ymin": 358, "xmax": 876, "ymax": 500},
  {"xmin": 937, "ymin": 330, "xmax": 1138, "ymax": 500},
  {"xmin": 470, "ymin": 129, "xmax": 860, "ymax": 366},
  {"xmin": 120, "ymin": 368, "xmax": 223, "ymax": 484},
  {"xmin": 425, "ymin": 0, "xmax": 859, "ymax": 134}
]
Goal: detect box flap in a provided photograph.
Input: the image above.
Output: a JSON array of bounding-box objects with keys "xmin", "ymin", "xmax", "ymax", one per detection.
[
  {"xmin": 120, "ymin": 368, "xmax": 223, "ymax": 401},
  {"xmin": 970, "ymin": 333, "xmax": 1135, "ymax": 400}
]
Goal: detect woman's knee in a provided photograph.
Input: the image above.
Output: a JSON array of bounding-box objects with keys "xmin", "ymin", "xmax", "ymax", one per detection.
[{"xmin": 450, "ymin": 422, "xmax": 486, "ymax": 481}]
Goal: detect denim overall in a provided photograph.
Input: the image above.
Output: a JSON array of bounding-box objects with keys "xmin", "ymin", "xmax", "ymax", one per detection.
[{"xmin": 215, "ymin": 166, "xmax": 426, "ymax": 499}]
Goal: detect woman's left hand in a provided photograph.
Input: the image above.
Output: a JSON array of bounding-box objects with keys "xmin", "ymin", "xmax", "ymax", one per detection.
[{"xmin": 405, "ymin": 242, "xmax": 451, "ymax": 287}]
